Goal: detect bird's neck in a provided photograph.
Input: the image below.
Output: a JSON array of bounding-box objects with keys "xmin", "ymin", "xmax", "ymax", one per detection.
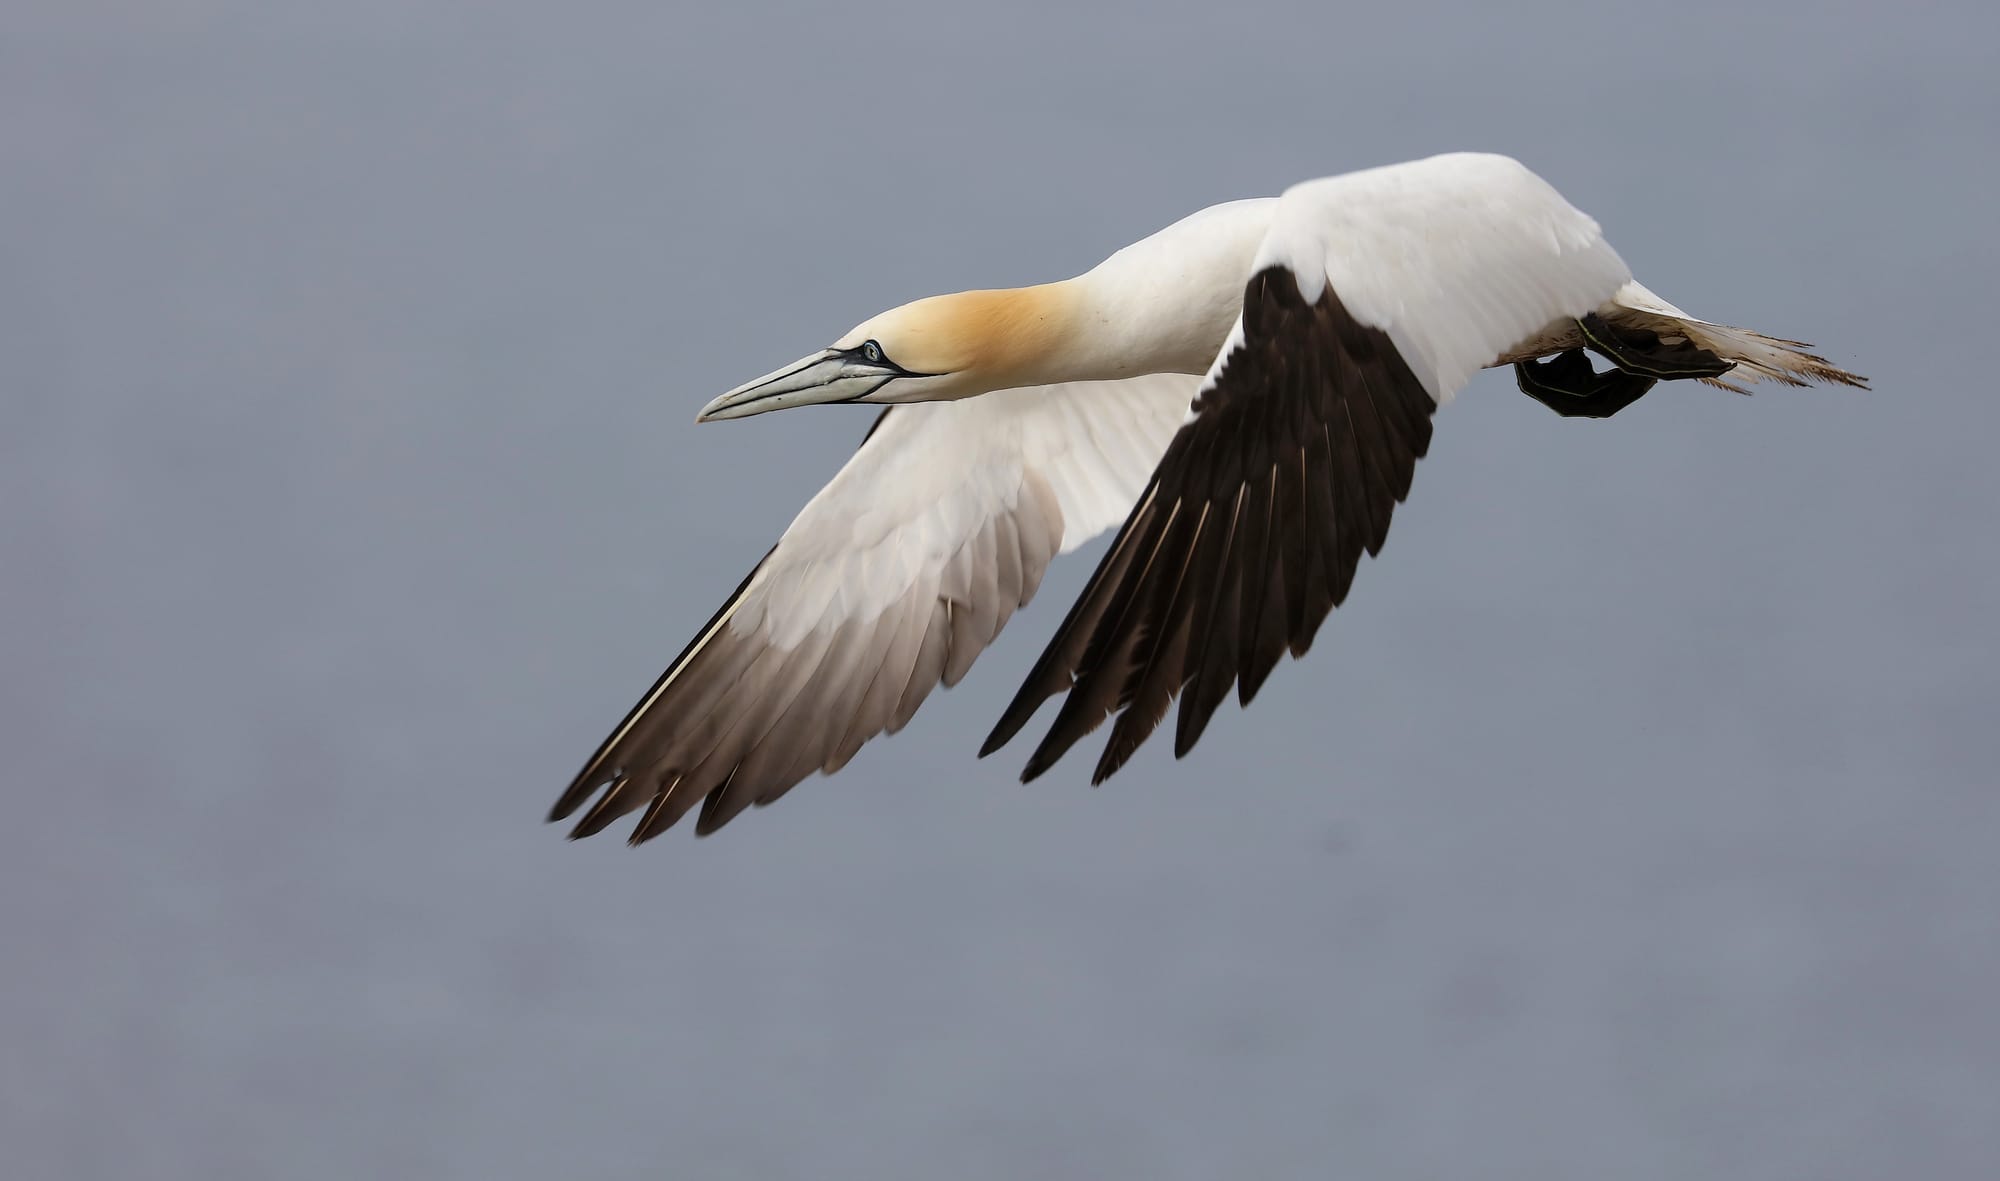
[
  {"xmin": 976, "ymin": 274, "xmax": 1230, "ymax": 390},
  {"xmin": 934, "ymin": 206, "xmax": 1270, "ymax": 394},
  {"xmin": 1044, "ymin": 217, "xmax": 1269, "ymax": 384}
]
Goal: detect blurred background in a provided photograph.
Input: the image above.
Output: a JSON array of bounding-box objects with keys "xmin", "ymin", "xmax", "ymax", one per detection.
[{"xmin": 6, "ymin": 2, "xmax": 1997, "ymax": 1177}]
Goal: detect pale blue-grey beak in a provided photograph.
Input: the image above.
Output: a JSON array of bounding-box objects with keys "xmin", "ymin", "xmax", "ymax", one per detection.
[{"xmin": 696, "ymin": 350, "xmax": 900, "ymax": 422}]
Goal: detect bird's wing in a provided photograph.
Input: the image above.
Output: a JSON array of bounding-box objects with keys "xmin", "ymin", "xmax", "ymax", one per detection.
[
  {"xmin": 984, "ymin": 152, "xmax": 1635, "ymax": 782},
  {"xmin": 553, "ymin": 372, "xmax": 1198, "ymax": 839}
]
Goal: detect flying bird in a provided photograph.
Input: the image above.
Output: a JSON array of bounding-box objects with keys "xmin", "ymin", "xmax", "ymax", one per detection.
[{"xmin": 551, "ymin": 152, "xmax": 1865, "ymax": 842}]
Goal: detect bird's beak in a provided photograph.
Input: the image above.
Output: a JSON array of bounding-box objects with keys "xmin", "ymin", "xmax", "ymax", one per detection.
[{"xmin": 696, "ymin": 350, "xmax": 898, "ymax": 422}]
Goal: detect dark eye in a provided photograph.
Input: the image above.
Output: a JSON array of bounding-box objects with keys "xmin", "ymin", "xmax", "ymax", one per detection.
[{"xmin": 861, "ymin": 340, "xmax": 884, "ymax": 364}]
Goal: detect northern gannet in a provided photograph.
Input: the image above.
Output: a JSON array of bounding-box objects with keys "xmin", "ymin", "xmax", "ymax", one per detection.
[{"xmin": 552, "ymin": 152, "xmax": 1866, "ymax": 842}]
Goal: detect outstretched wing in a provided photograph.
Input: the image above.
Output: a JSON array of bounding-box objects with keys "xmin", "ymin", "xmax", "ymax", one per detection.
[
  {"xmin": 553, "ymin": 373, "xmax": 1198, "ymax": 840},
  {"xmin": 984, "ymin": 152, "xmax": 1635, "ymax": 782}
]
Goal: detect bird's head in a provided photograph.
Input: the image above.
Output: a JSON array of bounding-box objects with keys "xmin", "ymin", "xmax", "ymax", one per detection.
[{"xmin": 695, "ymin": 284, "xmax": 1076, "ymax": 422}]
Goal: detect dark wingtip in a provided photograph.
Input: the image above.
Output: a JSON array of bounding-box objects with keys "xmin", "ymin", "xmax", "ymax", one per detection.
[
  {"xmin": 1090, "ymin": 751, "xmax": 1116, "ymax": 786},
  {"xmin": 1172, "ymin": 694, "xmax": 1219, "ymax": 760},
  {"xmin": 565, "ymin": 805, "xmax": 620, "ymax": 841},
  {"xmin": 561, "ymin": 774, "xmax": 646, "ymax": 841},
  {"xmin": 1018, "ymin": 739, "xmax": 1065, "ymax": 784},
  {"xmin": 983, "ymin": 677, "xmax": 1057, "ymax": 760},
  {"xmin": 1237, "ymin": 658, "xmax": 1279, "ymax": 707},
  {"xmin": 624, "ymin": 793, "xmax": 678, "ymax": 846},
  {"xmin": 547, "ymin": 776, "xmax": 600, "ymax": 824},
  {"xmin": 694, "ymin": 777, "xmax": 750, "ymax": 837},
  {"xmin": 1093, "ymin": 697, "xmax": 1167, "ymax": 785},
  {"xmin": 1089, "ymin": 746, "xmax": 1126, "ymax": 787},
  {"xmin": 976, "ymin": 725, "xmax": 1012, "ymax": 760},
  {"xmin": 625, "ymin": 809, "xmax": 663, "ymax": 847}
]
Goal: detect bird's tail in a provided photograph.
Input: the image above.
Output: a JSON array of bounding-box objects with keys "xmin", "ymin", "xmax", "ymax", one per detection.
[{"xmin": 1608, "ymin": 281, "xmax": 1869, "ymax": 393}]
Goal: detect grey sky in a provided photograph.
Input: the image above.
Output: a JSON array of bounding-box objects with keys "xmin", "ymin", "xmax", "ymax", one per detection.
[{"xmin": 7, "ymin": 1, "xmax": 1998, "ymax": 1177}]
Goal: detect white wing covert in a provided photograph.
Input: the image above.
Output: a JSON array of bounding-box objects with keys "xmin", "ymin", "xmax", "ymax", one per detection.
[{"xmin": 552, "ymin": 373, "xmax": 1198, "ymax": 840}]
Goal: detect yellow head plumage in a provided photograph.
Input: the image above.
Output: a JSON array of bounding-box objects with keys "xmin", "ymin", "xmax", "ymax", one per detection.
[{"xmin": 833, "ymin": 283, "xmax": 1080, "ymax": 398}]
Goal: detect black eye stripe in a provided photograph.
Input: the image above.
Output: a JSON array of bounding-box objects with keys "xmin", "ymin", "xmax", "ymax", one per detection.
[{"xmin": 840, "ymin": 341, "xmax": 935, "ymax": 379}]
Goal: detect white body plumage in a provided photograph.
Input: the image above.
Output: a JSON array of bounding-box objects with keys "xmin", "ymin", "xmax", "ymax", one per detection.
[{"xmin": 553, "ymin": 152, "xmax": 1866, "ymax": 841}]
